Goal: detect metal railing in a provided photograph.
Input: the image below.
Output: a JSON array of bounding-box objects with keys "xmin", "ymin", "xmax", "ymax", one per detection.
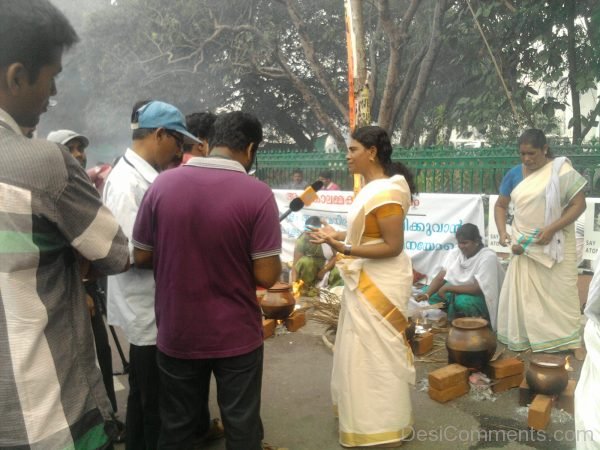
[{"xmin": 256, "ymin": 145, "xmax": 600, "ymax": 195}]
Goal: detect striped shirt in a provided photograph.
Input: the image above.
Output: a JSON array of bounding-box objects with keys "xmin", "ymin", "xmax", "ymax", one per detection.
[{"xmin": 0, "ymin": 108, "xmax": 129, "ymax": 449}]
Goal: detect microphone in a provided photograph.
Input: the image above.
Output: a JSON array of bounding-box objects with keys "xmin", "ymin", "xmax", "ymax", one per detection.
[{"xmin": 279, "ymin": 180, "xmax": 324, "ymax": 221}]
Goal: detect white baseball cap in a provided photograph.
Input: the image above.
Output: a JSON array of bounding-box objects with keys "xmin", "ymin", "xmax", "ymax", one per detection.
[{"xmin": 47, "ymin": 129, "xmax": 90, "ymax": 148}]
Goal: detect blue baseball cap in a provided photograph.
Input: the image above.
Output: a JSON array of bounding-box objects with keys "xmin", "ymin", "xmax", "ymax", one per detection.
[{"xmin": 131, "ymin": 101, "xmax": 201, "ymax": 143}]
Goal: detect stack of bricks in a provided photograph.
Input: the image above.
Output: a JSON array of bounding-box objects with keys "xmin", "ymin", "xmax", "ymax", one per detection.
[
  {"xmin": 285, "ymin": 310, "xmax": 306, "ymax": 332},
  {"xmin": 428, "ymin": 363, "xmax": 470, "ymax": 403},
  {"xmin": 485, "ymin": 357, "xmax": 524, "ymax": 394},
  {"xmin": 528, "ymin": 394, "xmax": 553, "ymax": 430},
  {"xmin": 411, "ymin": 331, "xmax": 434, "ymax": 355},
  {"xmin": 519, "ymin": 378, "xmax": 577, "ymax": 426},
  {"xmin": 262, "ymin": 319, "xmax": 276, "ymax": 339}
]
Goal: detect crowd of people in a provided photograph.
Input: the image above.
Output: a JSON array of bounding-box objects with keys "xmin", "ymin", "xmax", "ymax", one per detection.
[{"xmin": 0, "ymin": 1, "xmax": 597, "ymax": 450}]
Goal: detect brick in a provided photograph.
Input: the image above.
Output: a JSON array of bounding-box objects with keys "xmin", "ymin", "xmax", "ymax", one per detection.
[
  {"xmin": 485, "ymin": 357, "xmax": 524, "ymax": 379},
  {"xmin": 519, "ymin": 378, "xmax": 536, "ymax": 406},
  {"xmin": 411, "ymin": 332, "xmax": 433, "ymax": 355},
  {"xmin": 284, "ymin": 311, "xmax": 306, "ymax": 332},
  {"xmin": 428, "ymin": 364, "xmax": 469, "ymax": 391},
  {"xmin": 491, "ymin": 373, "xmax": 523, "ymax": 393},
  {"xmin": 556, "ymin": 379, "xmax": 577, "ymax": 415},
  {"xmin": 528, "ymin": 394, "xmax": 553, "ymax": 430},
  {"xmin": 429, "ymin": 382, "xmax": 470, "ymax": 403},
  {"xmin": 263, "ymin": 319, "xmax": 276, "ymax": 339}
]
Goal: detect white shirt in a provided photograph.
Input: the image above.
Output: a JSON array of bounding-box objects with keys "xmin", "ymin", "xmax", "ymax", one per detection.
[{"xmin": 103, "ymin": 148, "xmax": 158, "ymax": 346}]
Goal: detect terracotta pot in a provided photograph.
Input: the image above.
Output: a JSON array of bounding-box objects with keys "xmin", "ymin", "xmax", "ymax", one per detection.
[
  {"xmin": 446, "ymin": 317, "xmax": 497, "ymax": 370},
  {"xmin": 526, "ymin": 354, "xmax": 569, "ymax": 395},
  {"xmin": 260, "ymin": 282, "xmax": 295, "ymax": 320}
]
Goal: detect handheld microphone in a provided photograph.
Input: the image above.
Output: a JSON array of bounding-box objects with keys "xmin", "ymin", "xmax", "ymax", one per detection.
[{"xmin": 279, "ymin": 180, "xmax": 324, "ymax": 221}]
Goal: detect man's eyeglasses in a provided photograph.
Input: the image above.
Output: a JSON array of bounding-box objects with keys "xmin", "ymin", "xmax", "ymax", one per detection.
[{"xmin": 165, "ymin": 130, "xmax": 185, "ymax": 150}]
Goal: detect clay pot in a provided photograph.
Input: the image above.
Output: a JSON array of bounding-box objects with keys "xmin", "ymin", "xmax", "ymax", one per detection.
[
  {"xmin": 260, "ymin": 282, "xmax": 295, "ymax": 320},
  {"xmin": 526, "ymin": 354, "xmax": 569, "ymax": 395},
  {"xmin": 446, "ymin": 317, "xmax": 497, "ymax": 370}
]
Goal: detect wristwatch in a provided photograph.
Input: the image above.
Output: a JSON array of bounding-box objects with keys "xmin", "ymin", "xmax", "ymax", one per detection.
[{"xmin": 343, "ymin": 244, "xmax": 352, "ymax": 256}]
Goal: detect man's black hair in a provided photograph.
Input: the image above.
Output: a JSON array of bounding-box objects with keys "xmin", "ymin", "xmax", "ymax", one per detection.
[
  {"xmin": 210, "ymin": 112, "xmax": 262, "ymax": 153},
  {"xmin": 305, "ymin": 216, "xmax": 321, "ymax": 228},
  {"xmin": 319, "ymin": 170, "xmax": 332, "ymax": 179},
  {"xmin": 131, "ymin": 99, "xmax": 155, "ymax": 140},
  {"xmin": 0, "ymin": 0, "xmax": 78, "ymax": 82},
  {"xmin": 186, "ymin": 112, "xmax": 217, "ymax": 141}
]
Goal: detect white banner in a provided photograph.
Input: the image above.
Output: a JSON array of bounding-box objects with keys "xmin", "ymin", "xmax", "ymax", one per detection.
[
  {"xmin": 487, "ymin": 195, "xmax": 512, "ymax": 254},
  {"xmin": 583, "ymin": 198, "xmax": 600, "ymax": 261},
  {"xmin": 274, "ymin": 190, "xmax": 484, "ymax": 279}
]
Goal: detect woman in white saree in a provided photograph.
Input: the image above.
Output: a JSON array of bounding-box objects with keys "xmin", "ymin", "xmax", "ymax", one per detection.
[
  {"xmin": 575, "ymin": 253, "xmax": 600, "ymax": 449},
  {"xmin": 494, "ymin": 129, "xmax": 586, "ymax": 355},
  {"xmin": 310, "ymin": 126, "xmax": 415, "ymax": 448}
]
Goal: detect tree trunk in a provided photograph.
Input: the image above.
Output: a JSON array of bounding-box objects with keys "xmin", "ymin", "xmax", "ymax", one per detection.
[
  {"xmin": 376, "ymin": 0, "xmax": 421, "ymax": 133},
  {"xmin": 567, "ymin": 0, "xmax": 582, "ymax": 144},
  {"xmin": 351, "ymin": 0, "xmax": 370, "ymax": 127},
  {"xmin": 390, "ymin": 47, "xmax": 426, "ymax": 130},
  {"xmin": 582, "ymin": 102, "xmax": 600, "ymax": 141},
  {"xmin": 400, "ymin": 0, "xmax": 447, "ymax": 147},
  {"xmin": 351, "ymin": 0, "xmax": 367, "ymax": 91}
]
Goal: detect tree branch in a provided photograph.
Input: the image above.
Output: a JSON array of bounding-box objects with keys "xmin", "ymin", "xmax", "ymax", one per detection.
[
  {"xmin": 283, "ymin": 0, "xmax": 348, "ymax": 121},
  {"xmin": 276, "ymin": 50, "xmax": 345, "ymax": 145}
]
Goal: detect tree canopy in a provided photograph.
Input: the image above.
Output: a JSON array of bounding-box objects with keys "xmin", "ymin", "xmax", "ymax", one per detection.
[{"xmin": 40, "ymin": 0, "xmax": 600, "ymax": 152}]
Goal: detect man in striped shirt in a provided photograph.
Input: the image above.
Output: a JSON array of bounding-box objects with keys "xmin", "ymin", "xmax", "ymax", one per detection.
[{"xmin": 0, "ymin": 1, "xmax": 130, "ymax": 449}]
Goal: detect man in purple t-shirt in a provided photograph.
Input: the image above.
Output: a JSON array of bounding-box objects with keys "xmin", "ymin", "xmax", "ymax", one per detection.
[{"xmin": 132, "ymin": 111, "xmax": 281, "ymax": 450}]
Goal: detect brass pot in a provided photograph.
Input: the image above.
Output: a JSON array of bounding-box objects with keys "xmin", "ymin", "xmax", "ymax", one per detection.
[
  {"xmin": 526, "ymin": 354, "xmax": 569, "ymax": 395},
  {"xmin": 260, "ymin": 282, "xmax": 295, "ymax": 320},
  {"xmin": 446, "ymin": 317, "xmax": 497, "ymax": 370}
]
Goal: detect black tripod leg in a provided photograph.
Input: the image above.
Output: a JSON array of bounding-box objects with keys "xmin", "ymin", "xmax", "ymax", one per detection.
[{"xmin": 109, "ymin": 325, "xmax": 129, "ymax": 375}]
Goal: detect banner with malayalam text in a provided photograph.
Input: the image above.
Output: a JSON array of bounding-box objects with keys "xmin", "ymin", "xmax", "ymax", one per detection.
[
  {"xmin": 583, "ymin": 198, "xmax": 600, "ymax": 262},
  {"xmin": 274, "ymin": 190, "xmax": 484, "ymax": 279}
]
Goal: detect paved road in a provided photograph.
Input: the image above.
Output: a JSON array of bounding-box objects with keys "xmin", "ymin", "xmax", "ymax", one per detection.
[{"xmin": 113, "ymin": 319, "xmax": 582, "ymax": 450}]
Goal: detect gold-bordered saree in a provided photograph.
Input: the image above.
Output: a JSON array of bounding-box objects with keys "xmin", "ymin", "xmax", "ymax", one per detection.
[
  {"xmin": 497, "ymin": 159, "xmax": 586, "ymax": 352},
  {"xmin": 332, "ymin": 175, "xmax": 415, "ymax": 447}
]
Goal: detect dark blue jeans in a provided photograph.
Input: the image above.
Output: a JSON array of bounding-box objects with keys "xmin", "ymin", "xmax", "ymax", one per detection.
[
  {"xmin": 126, "ymin": 344, "xmax": 160, "ymax": 450},
  {"xmin": 157, "ymin": 346, "xmax": 264, "ymax": 450}
]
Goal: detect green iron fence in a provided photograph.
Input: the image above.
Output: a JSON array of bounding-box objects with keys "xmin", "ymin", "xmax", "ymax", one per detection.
[{"xmin": 256, "ymin": 145, "xmax": 600, "ymax": 195}]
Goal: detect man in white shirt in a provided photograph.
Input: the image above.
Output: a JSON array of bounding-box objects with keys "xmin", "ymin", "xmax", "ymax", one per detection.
[{"xmin": 103, "ymin": 100, "xmax": 199, "ymax": 450}]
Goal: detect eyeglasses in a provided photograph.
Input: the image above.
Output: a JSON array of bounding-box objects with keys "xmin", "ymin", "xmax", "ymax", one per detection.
[{"xmin": 165, "ymin": 130, "xmax": 185, "ymax": 150}]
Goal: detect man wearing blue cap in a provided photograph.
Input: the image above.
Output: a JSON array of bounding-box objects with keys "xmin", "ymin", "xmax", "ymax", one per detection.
[{"xmin": 103, "ymin": 99, "xmax": 200, "ymax": 450}]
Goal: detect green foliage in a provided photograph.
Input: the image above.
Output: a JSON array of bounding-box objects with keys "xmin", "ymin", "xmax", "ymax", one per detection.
[{"xmin": 38, "ymin": 0, "xmax": 600, "ymax": 151}]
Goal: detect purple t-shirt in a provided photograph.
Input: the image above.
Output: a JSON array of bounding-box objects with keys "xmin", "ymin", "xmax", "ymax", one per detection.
[{"xmin": 132, "ymin": 157, "xmax": 281, "ymax": 359}]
